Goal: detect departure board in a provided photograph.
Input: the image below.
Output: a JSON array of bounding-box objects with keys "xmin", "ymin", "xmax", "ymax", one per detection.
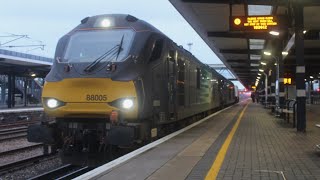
[{"xmin": 230, "ymin": 16, "xmax": 280, "ymax": 31}]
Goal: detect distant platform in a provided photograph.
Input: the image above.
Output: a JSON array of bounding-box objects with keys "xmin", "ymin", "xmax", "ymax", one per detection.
[{"xmin": 0, "ymin": 107, "xmax": 43, "ymax": 114}]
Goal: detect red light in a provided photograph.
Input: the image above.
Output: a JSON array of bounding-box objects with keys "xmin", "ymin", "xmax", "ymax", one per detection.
[
  {"xmin": 110, "ymin": 110, "xmax": 119, "ymax": 124},
  {"xmin": 317, "ymin": 88, "xmax": 320, "ymax": 92}
]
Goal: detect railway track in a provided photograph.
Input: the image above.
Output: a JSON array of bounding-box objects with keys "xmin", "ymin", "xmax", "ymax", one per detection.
[
  {"xmin": 29, "ymin": 164, "xmax": 93, "ymax": 180},
  {"xmin": 0, "ymin": 120, "xmax": 39, "ymax": 129},
  {"xmin": 0, "ymin": 127, "xmax": 28, "ymax": 141},
  {"xmin": 0, "ymin": 154, "xmax": 57, "ymax": 176},
  {"xmin": 0, "ymin": 144, "xmax": 43, "ymax": 157}
]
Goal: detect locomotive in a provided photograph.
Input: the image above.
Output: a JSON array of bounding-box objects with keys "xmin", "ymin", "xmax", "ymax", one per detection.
[{"xmin": 28, "ymin": 14, "xmax": 238, "ymax": 165}]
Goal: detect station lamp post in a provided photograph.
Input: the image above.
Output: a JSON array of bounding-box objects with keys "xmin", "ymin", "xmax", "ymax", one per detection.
[
  {"xmin": 263, "ymin": 51, "xmax": 281, "ymax": 109},
  {"xmin": 257, "ymin": 69, "xmax": 268, "ymax": 107}
]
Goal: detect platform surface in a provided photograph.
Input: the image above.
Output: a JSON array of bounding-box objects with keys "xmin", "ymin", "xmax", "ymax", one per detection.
[{"xmin": 94, "ymin": 100, "xmax": 320, "ymax": 180}]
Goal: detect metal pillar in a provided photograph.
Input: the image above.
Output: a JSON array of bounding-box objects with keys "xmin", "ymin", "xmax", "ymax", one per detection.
[
  {"xmin": 0, "ymin": 78, "xmax": 6, "ymax": 105},
  {"xmin": 277, "ymin": 41, "xmax": 285, "ymax": 108},
  {"xmin": 7, "ymin": 75, "xmax": 14, "ymax": 108},
  {"xmin": 294, "ymin": 3, "xmax": 306, "ymax": 132},
  {"xmin": 264, "ymin": 72, "xmax": 268, "ymax": 105},
  {"xmin": 275, "ymin": 56, "xmax": 280, "ymax": 110},
  {"xmin": 270, "ymin": 67, "xmax": 276, "ymax": 106},
  {"xmin": 24, "ymin": 78, "xmax": 28, "ymax": 107}
]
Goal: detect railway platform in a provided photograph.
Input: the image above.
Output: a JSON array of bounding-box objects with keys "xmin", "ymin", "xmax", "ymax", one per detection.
[
  {"xmin": 76, "ymin": 100, "xmax": 320, "ymax": 180},
  {"xmin": 0, "ymin": 107, "xmax": 44, "ymax": 123}
]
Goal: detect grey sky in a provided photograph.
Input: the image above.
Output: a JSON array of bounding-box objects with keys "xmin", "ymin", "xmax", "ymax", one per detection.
[
  {"xmin": 0, "ymin": 0, "xmax": 220, "ymax": 63},
  {"xmin": 0, "ymin": 0, "xmax": 243, "ymax": 88}
]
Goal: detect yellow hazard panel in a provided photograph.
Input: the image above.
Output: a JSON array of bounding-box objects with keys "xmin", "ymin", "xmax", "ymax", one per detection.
[{"xmin": 42, "ymin": 78, "xmax": 138, "ymax": 120}]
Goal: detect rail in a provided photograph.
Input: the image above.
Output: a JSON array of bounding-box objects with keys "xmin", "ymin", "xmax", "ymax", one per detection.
[{"xmin": 28, "ymin": 164, "xmax": 92, "ymax": 180}]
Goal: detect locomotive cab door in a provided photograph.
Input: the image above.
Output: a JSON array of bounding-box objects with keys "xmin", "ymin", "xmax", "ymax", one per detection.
[{"xmin": 167, "ymin": 50, "xmax": 177, "ymax": 120}]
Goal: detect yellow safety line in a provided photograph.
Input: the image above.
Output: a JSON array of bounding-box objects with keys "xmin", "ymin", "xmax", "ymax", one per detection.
[{"xmin": 205, "ymin": 102, "xmax": 250, "ymax": 180}]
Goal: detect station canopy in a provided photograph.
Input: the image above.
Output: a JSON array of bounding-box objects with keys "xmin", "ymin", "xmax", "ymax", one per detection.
[{"xmin": 169, "ymin": 0, "xmax": 320, "ymax": 89}]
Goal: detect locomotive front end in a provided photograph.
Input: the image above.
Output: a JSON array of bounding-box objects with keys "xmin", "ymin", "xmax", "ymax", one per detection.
[{"xmin": 27, "ymin": 15, "xmax": 151, "ymax": 165}]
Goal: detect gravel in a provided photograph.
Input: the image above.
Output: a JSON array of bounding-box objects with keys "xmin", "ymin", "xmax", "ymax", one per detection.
[
  {"xmin": 0, "ymin": 135, "xmax": 65, "ymax": 180},
  {"xmin": 0, "ymin": 146, "xmax": 43, "ymax": 166},
  {"xmin": 0, "ymin": 137, "xmax": 38, "ymax": 153},
  {"xmin": 0, "ymin": 156, "xmax": 62, "ymax": 180}
]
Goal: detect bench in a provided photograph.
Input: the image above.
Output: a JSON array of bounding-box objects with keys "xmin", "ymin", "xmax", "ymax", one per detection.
[{"xmin": 282, "ymin": 100, "xmax": 297, "ymax": 128}]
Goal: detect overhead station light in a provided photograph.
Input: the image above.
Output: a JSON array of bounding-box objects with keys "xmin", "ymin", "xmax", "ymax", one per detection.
[
  {"xmin": 264, "ymin": 51, "xmax": 271, "ymax": 56},
  {"xmin": 259, "ymin": 69, "xmax": 264, "ymax": 72},
  {"xmin": 269, "ymin": 31, "xmax": 280, "ymax": 36},
  {"xmin": 261, "ymin": 62, "xmax": 267, "ymax": 65},
  {"xmin": 31, "ymin": 73, "xmax": 36, "ymax": 77},
  {"xmin": 282, "ymin": 51, "xmax": 288, "ymax": 55},
  {"xmin": 303, "ymin": 30, "xmax": 307, "ymax": 34},
  {"xmin": 310, "ymin": 76, "xmax": 314, "ymax": 79},
  {"xmin": 258, "ymin": 73, "xmax": 262, "ymax": 76}
]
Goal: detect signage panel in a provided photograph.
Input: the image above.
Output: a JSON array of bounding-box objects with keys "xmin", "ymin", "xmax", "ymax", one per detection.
[{"xmin": 230, "ymin": 16, "xmax": 282, "ymax": 31}]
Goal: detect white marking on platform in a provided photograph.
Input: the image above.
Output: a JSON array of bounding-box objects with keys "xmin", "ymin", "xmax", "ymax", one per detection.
[
  {"xmin": 0, "ymin": 107, "xmax": 43, "ymax": 113},
  {"xmin": 73, "ymin": 100, "xmax": 248, "ymax": 180}
]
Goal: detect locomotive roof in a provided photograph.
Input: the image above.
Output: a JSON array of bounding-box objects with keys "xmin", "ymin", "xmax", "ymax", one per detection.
[{"xmin": 71, "ymin": 14, "xmax": 164, "ymax": 35}]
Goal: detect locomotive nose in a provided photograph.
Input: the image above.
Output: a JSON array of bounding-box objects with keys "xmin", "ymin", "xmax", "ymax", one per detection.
[{"xmin": 42, "ymin": 78, "xmax": 138, "ymax": 120}]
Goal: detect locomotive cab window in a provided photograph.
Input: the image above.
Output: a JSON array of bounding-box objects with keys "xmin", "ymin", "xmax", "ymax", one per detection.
[
  {"xmin": 63, "ymin": 29, "xmax": 135, "ymax": 63},
  {"xmin": 149, "ymin": 39, "xmax": 164, "ymax": 62}
]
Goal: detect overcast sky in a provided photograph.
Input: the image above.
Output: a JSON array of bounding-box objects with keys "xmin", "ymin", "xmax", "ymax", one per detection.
[
  {"xmin": 0, "ymin": 0, "xmax": 243, "ymax": 88},
  {"xmin": 0, "ymin": 0, "xmax": 221, "ymax": 63}
]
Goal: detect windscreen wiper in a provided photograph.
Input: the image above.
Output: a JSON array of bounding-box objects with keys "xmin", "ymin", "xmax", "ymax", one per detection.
[
  {"xmin": 84, "ymin": 35, "xmax": 125, "ymax": 73},
  {"xmin": 83, "ymin": 45, "xmax": 118, "ymax": 73},
  {"xmin": 115, "ymin": 35, "xmax": 124, "ymax": 61}
]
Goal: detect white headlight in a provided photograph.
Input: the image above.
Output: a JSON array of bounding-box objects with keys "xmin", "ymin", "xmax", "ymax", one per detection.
[
  {"xmin": 47, "ymin": 99, "xmax": 59, "ymax": 108},
  {"xmin": 101, "ymin": 19, "xmax": 111, "ymax": 27},
  {"xmin": 122, "ymin": 99, "xmax": 133, "ymax": 109}
]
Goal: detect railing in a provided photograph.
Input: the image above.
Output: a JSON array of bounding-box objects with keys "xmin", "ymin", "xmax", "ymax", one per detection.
[{"xmin": 0, "ymin": 75, "xmax": 42, "ymax": 107}]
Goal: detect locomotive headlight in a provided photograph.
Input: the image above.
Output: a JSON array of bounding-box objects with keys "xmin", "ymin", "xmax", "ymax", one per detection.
[
  {"xmin": 44, "ymin": 98, "xmax": 65, "ymax": 109},
  {"xmin": 122, "ymin": 99, "xmax": 134, "ymax": 109},
  {"xmin": 101, "ymin": 19, "xmax": 111, "ymax": 27},
  {"xmin": 47, "ymin": 99, "xmax": 59, "ymax": 108},
  {"xmin": 108, "ymin": 97, "xmax": 135, "ymax": 110}
]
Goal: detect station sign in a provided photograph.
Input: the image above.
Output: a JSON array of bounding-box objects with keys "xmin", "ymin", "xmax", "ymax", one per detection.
[{"xmin": 230, "ymin": 16, "xmax": 281, "ymax": 31}]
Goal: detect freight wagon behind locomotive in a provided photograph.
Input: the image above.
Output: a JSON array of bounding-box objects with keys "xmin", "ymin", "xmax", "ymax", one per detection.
[{"xmin": 28, "ymin": 14, "xmax": 237, "ymax": 165}]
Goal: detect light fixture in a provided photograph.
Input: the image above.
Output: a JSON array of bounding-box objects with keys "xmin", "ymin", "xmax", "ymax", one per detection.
[
  {"xmin": 259, "ymin": 69, "xmax": 264, "ymax": 72},
  {"xmin": 122, "ymin": 99, "xmax": 134, "ymax": 109},
  {"xmin": 31, "ymin": 73, "xmax": 36, "ymax": 77},
  {"xmin": 269, "ymin": 31, "xmax": 280, "ymax": 36},
  {"xmin": 310, "ymin": 76, "xmax": 314, "ymax": 79},
  {"xmin": 264, "ymin": 51, "xmax": 271, "ymax": 56},
  {"xmin": 101, "ymin": 19, "xmax": 111, "ymax": 27},
  {"xmin": 274, "ymin": 63, "xmax": 277, "ymax": 65},
  {"xmin": 258, "ymin": 73, "xmax": 261, "ymax": 76},
  {"xmin": 282, "ymin": 51, "xmax": 288, "ymax": 55},
  {"xmin": 284, "ymin": 78, "xmax": 292, "ymax": 85},
  {"xmin": 303, "ymin": 30, "xmax": 307, "ymax": 34},
  {"xmin": 261, "ymin": 62, "xmax": 267, "ymax": 65},
  {"xmin": 234, "ymin": 18, "xmax": 241, "ymax": 25},
  {"xmin": 47, "ymin": 99, "xmax": 59, "ymax": 109}
]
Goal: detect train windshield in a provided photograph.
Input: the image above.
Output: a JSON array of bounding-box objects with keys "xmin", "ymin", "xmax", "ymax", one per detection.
[{"xmin": 63, "ymin": 29, "xmax": 135, "ymax": 63}]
